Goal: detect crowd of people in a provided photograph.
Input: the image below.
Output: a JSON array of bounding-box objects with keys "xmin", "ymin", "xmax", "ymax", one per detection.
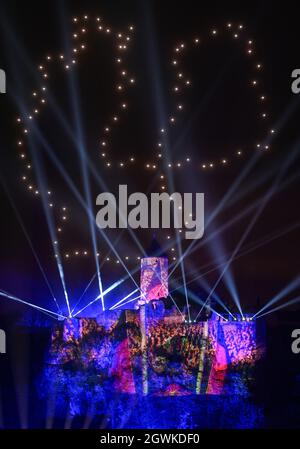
[
  {"xmin": 49, "ymin": 316, "xmax": 258, "ymax": 378},
  {"xmin": 126, "ymin": 320, "xmax": 205, "ymax": 370},
  {"xmin": 223, "ymin": 323, "xmax": 257, "ymax": 366}
]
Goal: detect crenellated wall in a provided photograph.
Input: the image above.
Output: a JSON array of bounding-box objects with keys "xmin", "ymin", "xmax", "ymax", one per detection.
[{"xmin": 45, "ymin": 306, "xmax": 264, "ymax": 401}]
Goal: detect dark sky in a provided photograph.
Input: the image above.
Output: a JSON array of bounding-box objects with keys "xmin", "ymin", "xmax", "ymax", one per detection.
[{"xmin": 0, "ymin": 0, "xmax": 300, "ymax": 318}]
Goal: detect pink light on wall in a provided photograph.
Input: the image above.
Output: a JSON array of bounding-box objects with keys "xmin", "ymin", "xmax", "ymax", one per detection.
[{"xmin": 140, "ymin": 257, "xmax": 168, "ymax": 302}]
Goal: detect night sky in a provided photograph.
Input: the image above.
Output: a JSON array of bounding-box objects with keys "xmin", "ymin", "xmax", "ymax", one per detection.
[{"xmin": 0, "ymin": 0, "xmax": 300, "ymax": 318}]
